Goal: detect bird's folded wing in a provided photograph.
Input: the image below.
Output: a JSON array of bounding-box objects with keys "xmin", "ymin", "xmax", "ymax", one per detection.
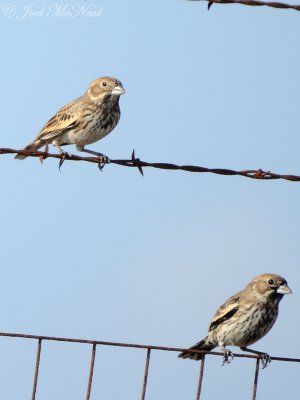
[
  {"xmin": 209, "ymin": 292, "xmax": 241, "ymax": 331},
  {"xmin": 35, "ymin": 98, "xmax": 83, "ymax": 141}
]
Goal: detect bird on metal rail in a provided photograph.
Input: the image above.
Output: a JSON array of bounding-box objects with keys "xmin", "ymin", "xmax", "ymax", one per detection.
[
  {"xmin": 179, "ymin": 273, "xmax": 292, "ymax": 368},
  {"xmin": 15, "ymin": 76, "xmax": 125, "ymax": 168}
]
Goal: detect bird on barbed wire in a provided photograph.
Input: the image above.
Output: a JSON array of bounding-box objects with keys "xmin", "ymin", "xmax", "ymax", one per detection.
[
  {"xmin": 179, "ymin": 273, "xmax": 292, "ymax": 368},
  {"xmin": 15, "ymin": 76, "xmax": 125, "ymax": 168}
]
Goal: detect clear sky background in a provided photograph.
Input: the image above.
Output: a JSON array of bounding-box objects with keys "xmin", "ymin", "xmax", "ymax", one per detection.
[{"xmin": 1, "ymin": 0, "xmax": 299, "ymax": 398}]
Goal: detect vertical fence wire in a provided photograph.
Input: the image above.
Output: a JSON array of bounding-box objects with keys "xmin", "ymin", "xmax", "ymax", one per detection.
[
  {"xmin": 31, "ymin": 338, "xmax": 42, "ymax": 400},
  {"xmin": 0, "ymin": 332, "xmax": 298, "ymax": 399},
  {"xmin": 86, "ymin": 343, "xmax": 97, "ymax": 400},
  {"xmin": 252, "ymin": 358, "xmax": 260, "ymax": 400},
  {"xmin": 195, "ymin": 356, "xmax": 206, "ymax": 400},
  {"xmin": 141, "ymin": 348, "xmax": 151, "ymax": 400}
]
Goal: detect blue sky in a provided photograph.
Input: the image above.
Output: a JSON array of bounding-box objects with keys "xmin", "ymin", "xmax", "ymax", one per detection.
[{"xmin": 1, "ymin": 0, "xmax": 299, "ymax": 398}]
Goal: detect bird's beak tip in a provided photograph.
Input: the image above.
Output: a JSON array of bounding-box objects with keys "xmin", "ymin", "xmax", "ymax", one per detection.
[
  {"xmin": 112, "ymin": 86, "xmax": 125, "ymax": 95},
  {"xmin": 277, "ymin": 285, "xmax": 292, "ymax": 295}
]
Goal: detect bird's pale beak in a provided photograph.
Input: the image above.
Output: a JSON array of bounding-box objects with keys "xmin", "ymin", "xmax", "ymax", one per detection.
[
  {"xmin": 111, "ymin": 85, "xmax": 125, "ymax": 95},
  {"xmin": 277, "ymin": 284, "xmax": 292, "ymax": 295}
]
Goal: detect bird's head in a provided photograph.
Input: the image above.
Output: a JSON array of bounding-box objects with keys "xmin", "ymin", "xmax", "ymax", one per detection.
[
  {"xmin": 251, "ymin": 273, "xmax": 292, "ymax": 301},
  {"xmin": 86, "ymin": 77, "xmax": 125, "ymax": 105}
]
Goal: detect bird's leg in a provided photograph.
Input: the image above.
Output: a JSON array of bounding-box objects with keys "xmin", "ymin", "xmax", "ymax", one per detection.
[
  {"xmin": 39, "ymin": 143, "xmax": 49, "ymax": 164},
  {"xmin": 77, "ymin": 146, "xmax": 110, "ymax": 163},
  {"xmin": 221, "ymin": 346, "xmax": 234, "ymax": 366},
  {"xmin": 240, "ymin": 347, "xmax": 271, "ymax": 369},
  {"xmin": 53, "ymin": 143, "xmax": 70, "ymax": 171},
  {"xmin": 76, "ymin": 146, "xmax": 110, "ymax": 170}
]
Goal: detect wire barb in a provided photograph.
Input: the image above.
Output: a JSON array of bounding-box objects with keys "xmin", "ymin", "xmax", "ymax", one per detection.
[
  {"xmin": 3, "ymin": 148, "xmax": 300, "ymax": 182},
  {"xmin": 132, "ymin": 149, "xmax": 144, "ymax": 176}
]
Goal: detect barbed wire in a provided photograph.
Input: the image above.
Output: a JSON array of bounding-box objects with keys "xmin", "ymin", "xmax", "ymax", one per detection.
[
  {"xmin": 0, "ymin": 331, "xmax": 299, "ymax": 400},
  {"xmin": 2, "ymin": 147, "xmax": 300, "ymax": 182},
  {"xmin": 188, "ymin": 0, "xmax": 300, "ymax": 12}
]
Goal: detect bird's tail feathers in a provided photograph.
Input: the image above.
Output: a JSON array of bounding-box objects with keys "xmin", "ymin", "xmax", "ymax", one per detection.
[
  {"xmin": 178, "ymin": 336, "xmax": 216, "ymax": 360},
  {"xmin": 15, "ymin": 140, "xmax": 42, "ymax": 160}
]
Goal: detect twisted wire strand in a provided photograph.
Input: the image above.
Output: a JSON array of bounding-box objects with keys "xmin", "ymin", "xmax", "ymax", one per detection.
[
  {"xmin": 1, "ymin": 148, "xmax": 300, "ymax": 182},
  {"xmin": 188, "ymin": 0, "xmax": 300, "ymax": 12}
]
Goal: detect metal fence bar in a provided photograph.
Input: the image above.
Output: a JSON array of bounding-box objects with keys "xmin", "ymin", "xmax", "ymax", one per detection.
[
  {"xmin": 31, "ymin": 338, "xmax": 42, "ymax": 400},
  {"xmin": 195, "ymin": 356, "xmax": 206, "ymax": 400},
  {"xmin": 86, "ymin": 343, "xmax": 97, "ymax": 400},
  {"xmin": 0, "ymin": 332, "xmax": 299, "ymax": 363},
  {"xmin": 252, "ymin": 358, "xmax": 260, "ymax": 400},
  {"xmin": 0, "ymin": 331, "xmax": 298, "ymax": 399},
  {"xmin": 141, "ymin": 348, "xmax": 151, "ymax": 400}
]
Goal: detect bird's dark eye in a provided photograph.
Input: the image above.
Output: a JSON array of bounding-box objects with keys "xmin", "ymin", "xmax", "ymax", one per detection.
[
  {"xmin": 268, "ymin": 279, "xmax": 274, "ymax": 285},
  {"xmin": 101, "ymin": 82, "xmax": 107, "ymax": 87}
]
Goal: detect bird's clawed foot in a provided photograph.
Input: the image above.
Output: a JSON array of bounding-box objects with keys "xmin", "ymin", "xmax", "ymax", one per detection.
[
  {"xmin": 97, "ymin": 155, "xmax": 110, "ymax": 171},
  {"xmin": 259, "ymin": 353, "xmax": 271, "ymax": 369},
  {"xmin": 77, "ymin": 147, "xmax": 110, "ymax": 171},
  {"xmin": 222, "ymin": 349, "xmax": 234, "ymax": 366},
  {"xmin": 58, "ymin": 151, "xmax": 70, "ymax": 171},
  {"xmin": 240, "ymin": 347, "xmax": 271, "ymax": 369},
  {"xmin": 94, "ymin": 153, "xmax": 110, "ymax": 171}
]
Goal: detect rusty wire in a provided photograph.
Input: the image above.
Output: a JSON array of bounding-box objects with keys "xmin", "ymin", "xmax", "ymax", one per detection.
[
  {"xmin": 196, "ymin": 356, "xmax": 206, "ymax": 400},
  {"xmin": 31, "ymin": 338, "xmax": 42, "ymax": 400},
  {"xmin": 0, "ymin": 331, "xmax": 299, "ymax": 400},
  {"xmin": 2, "ymin": 147, "xmax": 300, "ymax": 182},
  {"xmin": 86, "ymin": 343, "xmax": 97, "ymax": 400},
  {"xmin": 141, "ymin": 348, "xmax": 151, "ymax": 400},
  {"xmin": 188, "ymin": 0, "xmax": 300, "ymax": 12},
  {"xmin": 252, "ymin": 358, "xmax": 261, "ymax": 400}
]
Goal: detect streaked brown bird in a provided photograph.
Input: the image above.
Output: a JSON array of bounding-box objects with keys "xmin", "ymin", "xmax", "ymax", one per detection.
[
  {"xmin": 15, "ymin": 76, "xmax": 125, "ymax": 161},
  {"xmin": 179, "ymin": 273, "xmax": 292, "ymax": 368}
]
